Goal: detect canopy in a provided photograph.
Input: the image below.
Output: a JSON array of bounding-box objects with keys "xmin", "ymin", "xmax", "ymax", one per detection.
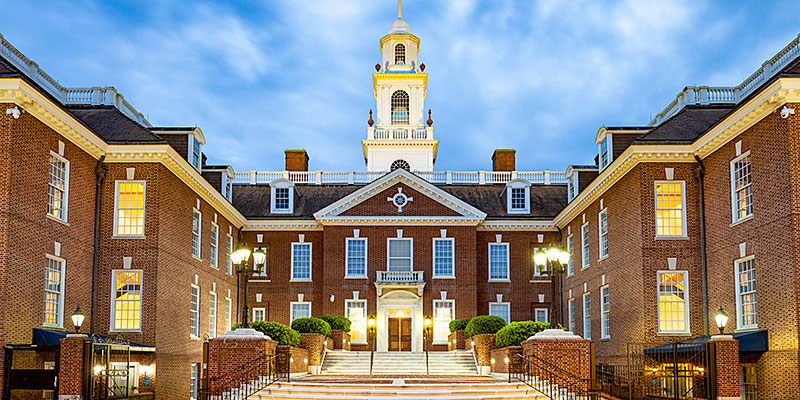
[
  {"xmin": 644, "ymin": 330, "xmax": 768, "ymax": 356},
  {"xmin": 32, "ymin": 328, "xmax": 155, "ymax": 352}
]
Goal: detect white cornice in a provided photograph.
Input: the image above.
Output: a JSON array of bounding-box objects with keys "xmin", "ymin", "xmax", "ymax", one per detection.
[
  {"xmin": 242, "ymin": 220, "xmax": 323, "ymax": 231},
  {"xmin": 478, "ymin": 221, "xmax": 558, "ymax": 232},
  {"xmin": 318, "ymin": 216, "xmax": 483, "ymax": 226}
]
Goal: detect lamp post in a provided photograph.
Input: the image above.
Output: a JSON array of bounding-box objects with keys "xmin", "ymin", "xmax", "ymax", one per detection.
[
  {"xmin": 231, "ymin": 242, "xmax": 267, "ymax": 329},
  {"xmin": 367, "ymin": 316, "xmax": 376, "ymax": 375},
  {"xmin": 714, "ymin": 307, "xmax": 729, "ymax": 335},
  {"xmin": 71, "ymin": 307, "xmax": 85, "ymax": 334},
  {"xmin": 423, "ymin": 316, "xmax": 432, "ymax": 375},
  {"xmin": 533, "ymin": 244, "xmax": 571, "ymax": 329}
]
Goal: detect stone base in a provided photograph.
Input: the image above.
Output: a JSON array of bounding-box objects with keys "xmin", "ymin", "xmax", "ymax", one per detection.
[{"xmin": 477, "ymin": 366, "xmax": 491, "ymax": 375}]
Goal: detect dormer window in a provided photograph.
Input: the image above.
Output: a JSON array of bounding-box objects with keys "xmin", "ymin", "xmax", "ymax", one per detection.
[
  {"xmin": 395, "ymin": 43, "xmax": 406, "ymax": 64},
  {"xmin": 270, "ymin": 179, "xmax": 294, "ymax": 214},
  {"xmin": 567, "ymin": 172, "xmax": 576, "ymax": 202},
  {"xmin": 598, "ymin": 135, "xmax": 612, "ymax": 170},
  {"xmin": 506, "ymin": 179, "xmax": 531, "ymax": 214},
  {"xmin": 221, "ymin": 172, "xmax": 234, "ymax": 202},
  {"xmin": 391, "ymin": 90, "xmax": 410, "ymax": 124},
  {"xmin": 191, "ymin": 136, "xmax": 201, "ymax": 170}
]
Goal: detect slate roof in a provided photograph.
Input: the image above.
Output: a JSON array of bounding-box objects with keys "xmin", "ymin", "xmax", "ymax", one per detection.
[
  {"xmin": 633, "ymin": 105, "xmax": 735, "ymax": 145},
  {"xmin": 0, "ymin": 56, "xmax": 20, "ymax": 75},
  {"xmin": 67, "ymin": 106, "xmax": 165, "ymax": 143}
]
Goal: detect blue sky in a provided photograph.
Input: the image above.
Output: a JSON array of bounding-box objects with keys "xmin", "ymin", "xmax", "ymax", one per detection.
[{"xmin": 3, "ymin": 1, "xmax": 799, "ymax": 172}]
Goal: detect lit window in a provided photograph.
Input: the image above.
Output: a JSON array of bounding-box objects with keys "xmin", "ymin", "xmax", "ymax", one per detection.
[
  {"xmin": 598, "ymin": 209, "xmax": 608, "ymax": 258},
  {"xmin": 581, "ymin": 223, "xmax": 590, "ymax": 269},
  {"xmin": 433, "ymin": 300, "xmax": 455, "ymax": 343},
  {"xmin": 599, "ymin": 136, "xmax": 610, "ymax": 169},
  {"xmin": 395, "ymin": 43, "xmax": 406, "ymax": 64},
  {"xmin": 568, "ymin": 298, "xmax": 575, "ymax": 332},
  {"xmin": 210, "ymin": 223, "xmax": 219, "ymax": 268},
  {"xmin": 111, "ymin": 270, "xmax": 142, "ymax": 331},
  {"xmin": 582, "ymin": 292, "xmax": 591, "ymax": 339},
  {"xmin": 346, "ymin": 238, "xmax": 367, "ymax": 277},
  {"xmin": 535, "ymin": 308, "xmax": 548, "ymax": 323},
  {"xmin": 433, "ymin": 238, "xmax": 454, "ymax": 277},
  {"xmin": 657, "ymin": 271, "xmax": 689, "ymax": 334},
  {"xmin": 489, "ymin": 302, "xmax": 510, "ymax": 324},
  {"xmin": 735, "ymin": 257, "xmax": 757, "ymax": 329},
  {"xmin": 208, "ymin": 291, "xmax": 217, "ymax": 338},
  {"xmin": 191, "ymin": 137, "xmax": 201, "ymax": 170},
  {"xmin": 274, "ymin": 188, "xmax": 290, "ymax": 210},
  {"xmin": 488, "ymin": 243, "xmax": 509, "ymax": 281},
  {"xmin": 190, "ymin": 285, "xmax": 200, "ymax": 337},
  {"xmin": 291, "ymin": 243, "xmax": 312, "ymax": 280},
  {"xmin": 346, "ymin": 299, "xmax": 367, "ymax": 344},
  {"xmin": 655, "ymin": 181, "xmax": 686, "ymax": 237},
  {"xmin": 225, "ymin": 297, "xmax": 232, "ymax": 332},
  {"xmin": 731, "ymin": 153, "xmax": 752, "ymax": 222},
  {"xmin": 291, "ymin": 302, "xmax": 311, "ymax": 322},
  {"xmin": 391, "ymin": 90, "xmax": 410, "ymax": 125},
  {"xmin": 226, "ymin": 235, "xmax": 233, "ymax": 275},
  {"xmin": 601, "ymin": 285, "xmax": 610, "ymax": 338},
  {"xmin": 388, "ymin": 238, "xmax": 413, "ymax": 272},
  {"xmin": 114, "ymin": 181, "xmax": 145, "ymax": 236},
  {"xmin": 531, "ymin": 247, "xmax": 545, "ymax": 279},
  {"xmin": 47, "ymin": 153, "xmax": 69, "ymax": 221},
  {"xmin": 44, "ymin": 256, "xmax": 65, "ymax": 327},
  {"xmin": 192, "ymin": 209, "xmax": 201, "ymax": 259},
  {"xmin": 566, "ymin": 235, "xmax": 574, "ymax": 276},
  {"xmin": 253, "ymin": 308, "xmax": 265, "ymax": 322}
]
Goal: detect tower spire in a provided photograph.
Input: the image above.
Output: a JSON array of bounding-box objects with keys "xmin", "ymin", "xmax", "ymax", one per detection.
[{"xmin": 398, "ymin": 0, "xmax": 402, "ymax": 19}]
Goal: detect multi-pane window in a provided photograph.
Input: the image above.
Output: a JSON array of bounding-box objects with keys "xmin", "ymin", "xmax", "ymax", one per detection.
[
  {"xmin": 190, "ymin": 363, "xmax": 199, "ymax": 400},
  {"xmin": 291, "ymin": 302, "xmax": 311, "ymax": 322},
  {"xmin": 191, "ymin": 137, "xmax": 201, "ymax": 170},
  {"xmin": 346, "ymin": 300, "xmax": 367, "ymax": 344},
  {"xmin": 511, "ymin": 188, "xmax": 526, "ymax": 210},
  {"xmin": 531, "ymin": 247, "xmax": 545, "ymax": 279},
  {"xmin": 253, "ymin": 308, "xmax": 265, "ymax": 322},
  {"xmin": 535, "ymin": 308, "xmax": 548, "ymax": 323},
  {"xmin": 210, "ymin": 224, "xmax": 219, "ymax": 268},
  {"xmin": 111, "ymin": 270, "xmax": 142, "ymax": 331},
  {"xmin": 433, "ymin": 300, "xmax": 455, "ymax": 343},
  {"xmin": 736, "ymin": 257, "xmax": 757, "ymax": 329},
  {"xmin": 48, "ymin": 153, "xmax": 69, "ymax": 221},
  {"xmin": 489, "ymin": 302, "xmax": 510, "ymax": 324},
  {"xmin": 566, "ymin": 235, "xmax": 574, "ymax": 276},
  {"xmin": 190, "ymin": 285, "xmax": 200, "ymax": 337},
  {"xmin": 582, "ymin": 292, "xmax": 591, "ymax": 339},
  {"xmin": 395, "ymin": 43, "xmax": 406, "ymax": 64},
  {"xmin": 731, "ymin": 153, "xmax": 752, "ymax": 222},
  {"xmin": 568, "ymin": 298, "xmax": 576, "ymax": 332},
  {"xmin": 44, "ymin": 256, "xmax": 65, "ymax": 327},
  {"xmin": 598, "ymin": 209, "xmax": 608, "ymax": 258},
  {"xmin": 391, "ymin": 90, "xmax": 410, "ymax": 125},
  {"xmin": 601, "ymin": 286, "xmax": 610, "ymax": 338},
  {"xmin": 208, "ymin": 291, "xmax": 217, "ymax": 338},
  {"xmin": 226, "ymin": 235, "xmax": 233, "ymax": 275},
  {"xmin": 433, "ymin": 238, "xmax": 454, "ymax": 277},
  {"xmin": 567, "ymin": 174, "xmax": 575, "ymax": 201},
  {"xmin": 115, "ymin": 181, "xmax": 145, "ymax": 236},
  {"xmin": 192, "ymin": 209, "xmax": 202, "ymax": 258},
  {"xmin": 274, "ymin": 188, "xmax": 290, "ymax": 210},
  {"xmin": 346, "ymin": 238, "xmax": 367, "ymax": 277},
  {"xmin": 291, "ymin": 243, "xmax": 312, "ymax": 280},
  {"xmin": 581, "ymin": 223, "xmax": 590, "ymax": 268},
  {"xmin": 488, "ymin": 243, "xmax": 509, "ymax": 281},
  {"xmin": 224, "ymin": 297, "xmax": 232, "ymax": 332},
  {"xmin": 388, "ymin": 238, "xmax": 412, "ymax": 271},
  {"xmin": 655, "ymin": 181, "xmax": 686, "ymax": 237},
  {"xmin": 657, "ymin": 271, "xmax": 689, "ymax": 334},
  {"xmin": 599, "ymin": 137, "xmax": 609, "ymax": 169}
]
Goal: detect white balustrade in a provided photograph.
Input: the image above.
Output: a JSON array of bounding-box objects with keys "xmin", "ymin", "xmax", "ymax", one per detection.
[
  {"xmin": 376, "ymin": 270, "xmax": 424, "ymax": 283},
  {"xmin": 233, "ymin": 170, "xmax": 568, "ymax": 185}
]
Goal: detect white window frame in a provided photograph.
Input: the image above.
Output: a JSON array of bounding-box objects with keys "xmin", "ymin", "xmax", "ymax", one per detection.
[
  {"xmin": 290, "ymin": 301, "xmax": 311, "ymax": 322},
  {"xmin": 568, "ymin": 298, "xmax": 576, "ymax": 332},
  {"xmin": 345, "ymin": 238, "xmax": 368, "ymax": 278},
  {"xmin": 566, "ymin": 234, "xmax": 574, "ymax": 276},
  {"xmin": 432, "ymin": 237, "xmax": 455, "ymax": 278},
  {"xmin": 735, "ymin": 255, "xmax": 758, "ymax": 330},
  {"xmin": 110, "ymin": 269, "xmax": 143, "ymax": 333},
  {"xmin": 657, "ymin": 270, "xmax": 690, "ymax": 335},
  {"xmin": 534, "ymin": 308, "xmax": 548, "ymax": 323},
  {"xmin": 221, "ymin": 172, "xmax": 234, "ymax": 202},
  {"xmin": 113, "ymin": 181, "xmax": 146, "ymax": 237},
  {"xmin": 531, "ymin": 246, "xmax": 547, "ymax": 280},
  {"xmin": 387, "ymin": 237, "xmax": 413, "ymax": 272},
  {"xmin": 190, "ymin": 363, "xmax": 199, "ymax": 400},
  {"xmin": 290, "ymin": 242, "xmax": 312, "ymax": 281},
  {"xmin": 191, "ymin": 209, "xmax": 202, "ymax": 259},
  {"xmin": 730, "ymin": 152, "xmax": 753, "ymax": 223},
  {"xmin": 582, "ymin": 292, "xmax": 591, "ymax": 340},
  {"xmin": 598, "ymin": 209, "xmax": 608, "ymax": 259},
  {"xmin": 47, "ymin": 151, "xmax": 69, "ymax": 222},
  {"xmin": 190, "ymin": 284, "xmax": 200, "ymax": 338},
  {"xmin": 224, "ymin": 296, "xmax": 232, "ymax": 333},
  {"xmin": 190, "ymin": 135, "xmax": 201, "ymax": 170},
  {"xmin": 598, "ymin": 134, "xmax": 613, "ymax": 170},
  {"xmin": 506, "ymin": 179, "xmax": 531, "ymax": 214},
  {"xmin": 600, "ymin": 285, "xmax": 610, "ymax": 339},
  {"xmin": 345, "ymin": 299, "xmax": 368, "ymax": 344},
  {"xmin": 252, "ymin": 307, "xmax": 266, "ymax": 322},
  {"xmin": 270, "ymin": 179, "xmax": 294, "ymax": 214},
  {"xmin": 581, "ymin": 223, "xmax": 590, "ymax": 269},
  {"xmin": 208, "ymin": 291, "xmax": 217, "ymax": 338},
  {"xmin": 567, "ymin": 171, "xmax": 576, "ymax": 202},
  {"xmin": 488, "ymin": 242, "xmax": 510, "ymax": 281},
  {"xmin": 489, "ymin": 302, "xmax": 511, "ymax": 324},
  {"xmin": 655, "ymin": 181, "xmax": 688, "ymax": 238},
  {"xmin": 43, "ymin": 255, "xmax": 66, "ymax": 328},
  {"xmin": 433, "ymin": 300, "xmax": 455, "ymax": 344},
  {"xmin": 226, "ymin": 234, "xmax": 234, "ymax": 275},
  {"xmin": 210, "ymin": 223, "xmax": 219, "ymax": 269}
]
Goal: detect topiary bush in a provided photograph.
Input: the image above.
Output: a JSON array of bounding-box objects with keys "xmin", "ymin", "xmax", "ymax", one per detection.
[
  {"xmin": 465, "ymin": 315, "xmax": 507, "ymax": 337},
  {"xmin": 317, "ymin": 315, "xmax": 351, "ymax": 332},
  {"xmin": 449, "ymin": 318, "xmax": 472, "ymax": 333},
  {"xmin": 495, "ymin": 321, "xmax": 550, "ymax": 348},
  {"xmin": 291, "ymin": 317, "xmax": 332, "ymax": 337},
  {"xmin": 233, "ymin": 321, "xmax": 301, "ymax": 347}
]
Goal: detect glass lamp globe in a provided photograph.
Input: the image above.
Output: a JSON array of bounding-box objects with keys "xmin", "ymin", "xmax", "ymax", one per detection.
[
  {"xmin": 557, "ymin": 250, "xmax": 571, "ymax": 266},
  {"xmin": 533, "ymin": 251, "xmax": 547, "ymax": 268}
]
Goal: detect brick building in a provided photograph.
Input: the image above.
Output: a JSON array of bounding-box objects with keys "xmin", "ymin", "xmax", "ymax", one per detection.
[{"xmin": 1, "ymin": 7, "xmax": 800, "ymax": 400}]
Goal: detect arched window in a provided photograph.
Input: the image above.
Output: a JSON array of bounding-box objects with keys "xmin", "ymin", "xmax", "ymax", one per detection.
[
  {"xmin": 395, "ymin": 43, "xmax": 406, "ymax": 64},
  {"xmin": 391, "ymin": 90, "xmax": 409, "ymax": 125},
  {"xmin": 391, "ymin": 159, "xmax": 410, "ymax": 171}
]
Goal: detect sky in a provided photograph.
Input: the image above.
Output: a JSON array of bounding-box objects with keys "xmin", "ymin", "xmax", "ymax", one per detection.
[{"xmin": 2, "ymin": 0, "xmax": 799, "ymax": 172}]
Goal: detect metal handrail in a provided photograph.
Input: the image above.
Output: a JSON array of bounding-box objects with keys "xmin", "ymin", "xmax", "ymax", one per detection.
[
  {"xmin": 510, "ymin": 353, "xmax": 598, "ymax": 400},
  {"xmin": 200, "ymin": 352, "xmax": 289, "ymax": 400}
]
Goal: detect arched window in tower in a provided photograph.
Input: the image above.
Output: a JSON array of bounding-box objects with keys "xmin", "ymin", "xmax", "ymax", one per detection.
[
  {"xmin": 395, "ymin": 43, "xmax": 406, "ymax": 65},
  {"xmin": 391, "ymin": 159, "xmax": 410, "ymax": 171},
  {"xmin": 391, "ymin": 90, "xmax": 410, "ymax": 125}
]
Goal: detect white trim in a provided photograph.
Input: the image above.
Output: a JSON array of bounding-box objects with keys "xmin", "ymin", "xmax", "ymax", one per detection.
[
  {"xmin": 565, "ymin": 234, "xmax": 574, "ymax": 276},
  {"xmin": 432, "ymin": 237, "xmax": 455, "ymax": 278},
  {"xmin": 290, "ymin": 242, "xmax": 313, "ymax": 281},
  {"xmin": 432, "ymin": 299, "xmax": 455, "ymax": 344},
  {"xmin": 598, "ymin": 209, "xmax": 608, "ymax": 259},
  {"xmin": 488, "ymin": 242, "xmax": 510, "ymax": 281},
  {"xmin": 582, "ymin": 292, "xmax": 591, "ymax": 340},
  {"xmin": 734, "ymin": 255, "xmax": 758, "ymax": 330},
  {"xmin": 109, "ymin": 269, "xmax": 143, "ymax": 333},
  {"xmin": 345, "ymin": 237, "xmax": 368, "ymax": 278},
  {"xmin": 488, "ymin": 302, "xmax": 511, "ymax": 324},
  {"xmin": 224, "ymin": 296, "xmax": 232, "ymax": 332},
  {"xmin": 654, "ymin": 181, "xmax": 688, "ymax": 238},
  {"xmin": 567, "ymin": 298, "xmax": 576, "ymax": 333},
  {"xmin": 225, "ymin": 234, "xmax": 234, "ymax": 276},
  {"xmin": 506, "ymin": 179, "xmax": 531, "ymax": 214},
  {"xmin": 534, "ymin": 308, "xmax": 548, "ymax": 323},
  {"xmin": 47, "ymin": 151, "xmax": 70, "ymax": 222},
  {"xmin": 190, "ymin": 284, "xmax": 200, "ymax": 338},
  {"xmin": 290, "ymin": 301, "xmax": 312, "ymax": 322},
  {"xmin": 477, "ymin": 220, "xmax": 557, "ymax": 231},
  {"xmin": 209, "ymin": 222, "xmax": 219, "ymax": 269},
  {"xmin": 598, "ymin": 134, "xmax": 613, "ymax": 170},
  {"xmin": 112, "ymin": 180, "xmax": 146, "ymax": 238},
  {"xmin": 581, "ymin": 222, "xmax": 590, "ymax": 269},
  {"xmin": 43, "ymin": 254, "xmax": 66, "ymax": 328},
  {"xmin": 252, "ymin": 307, "xmax": 266, "ymax": 322},
  {"xmin": 387, "ymin": 237, "xmax": 413, "ymax": 272},
  {"xmin": 345, "ymin": 299, "xmax": 368, "ymax": 344},
  {"xmin": 270, "ymin": 179, "xmax": 295, "ymax": 214},
  {"xmin": 191, "ymin": 208, "xmax": 202, "ymax": 260},
  {"xmin": 600, "ymin": 285, "xmax": 610, "ymax": 339},
  {"xmin": 730, "ymin": 151, "xmax": 753, "ymax": 223},
  {"xmin": 208, "ymin": 291, "xmax": 218, "ymax": 339},
  {"xmin": 656, "ymin": 270, "xmax": 690, "ymax": 335}
]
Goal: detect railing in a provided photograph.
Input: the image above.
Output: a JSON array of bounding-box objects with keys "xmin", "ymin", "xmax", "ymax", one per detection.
[
  {"xmin": 595, "ymin": 364, "xmax": 633, "ymax": 400},
  {"xmin": 233, "ymin": 170, "xmax": 568, "ymax": 185},
  {"xmin": 510, "ymin": 353, "xmax": 599, "ymax": 400},
  {"xmin": 200, "ymin": 352, "xmax": 289, "ymax": 400},
  {"xmin": 367, "ymin": 126, "xmax": 433, "ymax": 140},
  {"xmin": 376, "ymin": 270, "xmax": 424, "ymax": 283}
]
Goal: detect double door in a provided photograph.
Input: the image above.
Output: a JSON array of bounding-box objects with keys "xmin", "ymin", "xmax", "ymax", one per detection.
[{"xmin": 387, "ymin": 317, "xmax": 412, "ymax": 351}]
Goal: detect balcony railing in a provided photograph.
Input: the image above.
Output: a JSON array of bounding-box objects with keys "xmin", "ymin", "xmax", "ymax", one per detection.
[
  {"xmin": 376, "ymin": 270, "xmax": 424, "ymax": 283},
  {"xmin": 233, "ymin": 170, "xmax": 567, "ymax": 185},
  {"xmin": 367, "ymin": 126, "xmax": 433, "ymax": 140}
]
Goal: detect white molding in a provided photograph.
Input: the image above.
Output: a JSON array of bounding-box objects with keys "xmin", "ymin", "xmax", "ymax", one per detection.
[
  {"xmin": 243, "ymin": 220, "xmax": 323, "ymax": 231},
  {"xmin": 290, "ymin": 242, "xmax": 313, "ymax": 281},
  {"xmin": 113, "ymin": 180, "xmax": 146, "ymax": 238},
  {"xmin": 488, "ymin": 242, "xmax": 510, "ymax": 281},
  {"xmin": 47, "ymin": 151, "xmax": 70, "ymax": 222},
  {"xmin": 270, "ymin": 179, "xmax": 295, "ymax": 214},
  {"xmin": 656, "ymin": 270, "xmax": 691, "ymax": 335},
  {"xmin": 387, "ymin": 237, "xmax": 413, "ymax": 272},
  {"xmin": 476, "ymin": 221, "xmax": 556, "ymax": 231},
  {"xmin": 431, "ymin": 237, "xmax": 455, "ymax": 278},
  {"xmin": 345, "ymin": 237, "xmax": 368, "ymax": 278},
  {"xmin": 317, "ymin": 216, "xmax": 483, "ymax": 226},
  {"xmin": 654, "ymin": 180, "xmax": 688, "ymax": 238}
]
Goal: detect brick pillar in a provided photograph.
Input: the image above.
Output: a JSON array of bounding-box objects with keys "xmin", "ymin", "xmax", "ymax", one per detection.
[
  {"xmin": 448, "ymin": 330, "xmax": 467, "ymax": 351},
  {"xmin": 471, "ymin": 334, "xmax": 497, "ymax": 375},
  {"xmin": 521, "ymin": 329, "xmax": 592, "ymax": 391},
  {"xmin": 709, "ymin": 335, "xmax": 740, "ymax": 400},
  {"xmin": 207, "ymin": 328, "xmax": 277, "ymax": 392},
  {"xmin": 59, "ymin": 334, "xmax": 89, "ymax": 399},
  {"xmin": 299, "ymin": 333, "xmax": 327, "ymax": 374}
]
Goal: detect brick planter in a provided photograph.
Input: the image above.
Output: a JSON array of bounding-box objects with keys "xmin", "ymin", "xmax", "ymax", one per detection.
[
  {"xmin": 490, "ymin": 346, "xmax": 522, "ymax": 374},
  {"xmin": 326, "ymin": 336, "xmax": 334, "ymax": 350},
  {"xmin": 207, "ymin": 329, "xmax": 278, "ymax": 392},
  {"xmin": 331, "ymin": 330, "xmax": 351, "ymax": 351},
  {"xmin": 299, "ymin": 333, "xmax": 328, "ymax": 374},
  {"xmin": 59, "ymin": 335, "xmax": 88, "ymax": 399},
  {"xmin": 276, "ymin": 345, "xmax": 310, "ymax": 374},
  {"xmin": 448, "ymin": 330, "xmax": 467, "ymax": 351},
  {"xmin": 521, "ymin": 329, "xmax": 591, "ymax": 390},
  {"xmin": 471, "ymin": 333, "xmax": 497, "ymax": 375}
]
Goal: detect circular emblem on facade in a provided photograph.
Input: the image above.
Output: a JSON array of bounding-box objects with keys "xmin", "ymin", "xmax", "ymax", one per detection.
[
  {"xmin": 387, "ymin": 187, "xmax": 413, "ymax": 212},
  {"xmin": 391, "ymin": 159, "xmax": 411, "ymax": 171}
]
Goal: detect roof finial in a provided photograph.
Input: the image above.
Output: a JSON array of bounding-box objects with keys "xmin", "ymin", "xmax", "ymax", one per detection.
[{"xmin": 398, "ymin": 0, "xmax": 402, "ymax": 19}]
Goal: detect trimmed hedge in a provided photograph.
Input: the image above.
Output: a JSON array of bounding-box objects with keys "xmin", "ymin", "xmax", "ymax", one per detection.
[
  {"xmin": 291, "ymin": 317, "xmax": 332, "ymax": 337},
  {"xmin": 465, "ymin": 315, "xmax": 506, "ymax": 337},
  {"xmin": 233, "ymin": 321, "xmax": 301, "ymax": 347},
  {"xmin": 449, "ymin": 318, "xmax": 472, "ymax": 333},
  {"xmin": 495, "ymin": 321, "xmax": 550, "ymax": 348},
  {"xmin": 317, "ymin": 315, "xmax": 352, "ymax": 332}
]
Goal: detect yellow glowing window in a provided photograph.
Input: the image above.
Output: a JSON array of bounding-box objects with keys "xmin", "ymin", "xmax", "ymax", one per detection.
[
  {"xmin": 346, "ymin": 300, "xmax": 367, "ymax": 344},
  {"xmin": 112, "ymin": 270, "xmax": 142, "ymax": 331},
  {"xmin": 44, "ymin": 256, "xmax": 65, "ymax": 327},
  {"xmin": 657, "ymin": 271, "xmax": 689, "ymax": 333},
  {"xmin": 433, "ymin": 300, "xmax": 454, "ymax": 343},
  {"xmin": 115, "ymin": 181, "xmax": 145, "ymax": 236},
  {"xmin": 655, "ymin": 181, "xmax": 685, "ymax": 237}
]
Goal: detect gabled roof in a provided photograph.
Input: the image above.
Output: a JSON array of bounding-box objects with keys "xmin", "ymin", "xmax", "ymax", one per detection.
[{"xmin": 67, "ymin": 106, "xmax": 165, "ymax": 144}]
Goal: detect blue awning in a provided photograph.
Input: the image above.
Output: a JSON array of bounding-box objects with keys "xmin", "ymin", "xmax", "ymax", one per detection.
[
  {"xmin": 32, "ymin": 329, "xmax": 155, "ymax": 352},
  {"xmin": 644, "ymin": 330, "xmax": 768, "ymax": 356}
]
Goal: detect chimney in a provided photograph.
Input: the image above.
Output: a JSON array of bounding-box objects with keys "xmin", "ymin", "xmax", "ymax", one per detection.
[
  {"xmin": 492, "ymin": 149, "xmax": 516, "ymax": 172},
  {"xmin": 285, "ymin": 149, "xmax": 309, "ymax": 172}
]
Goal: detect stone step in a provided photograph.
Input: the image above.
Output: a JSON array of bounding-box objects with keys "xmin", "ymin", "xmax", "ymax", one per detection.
[{"xmin": 253, "ymin": 381, "xmax": 547, "ymax": 399}]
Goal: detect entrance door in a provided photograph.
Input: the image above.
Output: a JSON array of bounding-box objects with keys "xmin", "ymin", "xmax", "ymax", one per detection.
[{"xmin": 387, "ymin": 317, "xmax": 412, "ymax": 351}]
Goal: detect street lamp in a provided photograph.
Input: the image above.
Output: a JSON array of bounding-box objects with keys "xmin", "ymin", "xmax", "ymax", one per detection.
[
  {"xmin": 533, "ymin": 243, "xmax": 571, "ymax": 329},
  {"xmin": 71, "ymin": 307, "xmax": 85, "ymax": 334},
  {"xmin": 231, "ymin": 241, "xmax": 266, "ymax": 329},
  {"xmin": 367, "ymin": 316, "xmax": 376, "ymax": 375},
  {"xmin": 714, "ymin": 307, "xmax": 729, "ymax": 335},
  {"xmin": 423, "ymin": 316, "xmax": 432, "ymax": 375}
]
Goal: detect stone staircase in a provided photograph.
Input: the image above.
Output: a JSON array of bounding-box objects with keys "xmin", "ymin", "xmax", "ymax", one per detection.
[
  {"xmin": 320, "ymin": 351, "xmax": 478, "ymax": 375},
  {"xmin": 253, "ymin": 380, "xmax": 548, "ymax": 399}
]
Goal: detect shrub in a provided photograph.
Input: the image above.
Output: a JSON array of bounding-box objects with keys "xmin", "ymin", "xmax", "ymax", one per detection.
[
  {"xmin": 291, "ymin": 317, "xmax": 332, "ymax": 337},
  {"xmin": 465, "ymin": 315, "xmax": 506, "ymax": 337},
  {"xmin": 449, "ymin": 318, "xmax": 472, "ymax": 333},
  {"xmin": 233, "ymin": 321, "xmax": 301, "ymax": 347},
  {"xmin": 495, "ymin": 321, "xmax": 550, "ymax": 348},
  {"xmin": 317, "ymin": 315, "xmax": 352, "ymax": 332}
]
